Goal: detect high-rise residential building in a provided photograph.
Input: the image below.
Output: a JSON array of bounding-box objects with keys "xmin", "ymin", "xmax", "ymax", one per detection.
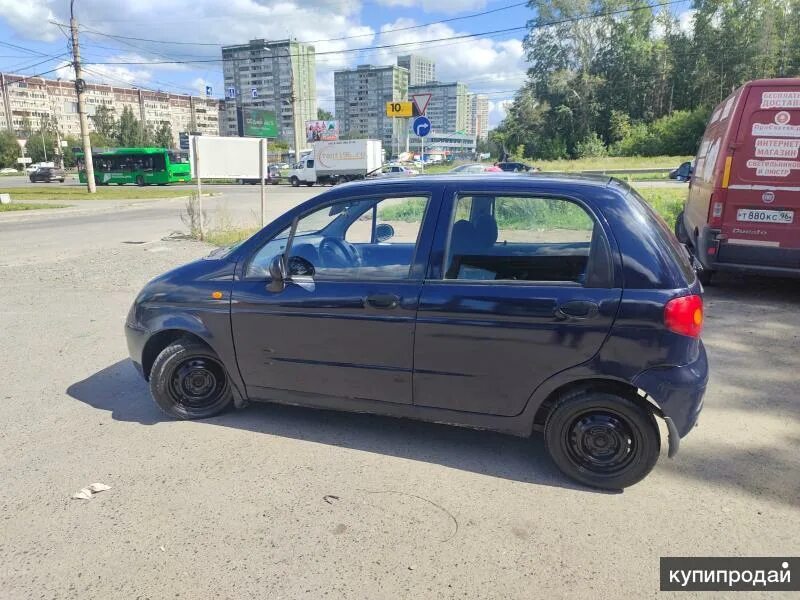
[
  {"xmin": 221, "ymin": 39, "xmax": 316, "ymax": 151},
  {"xmin": 396, "ymin": 54, "xmax": 435, "ymax": 86},
  {"xmin": 334, "ymin": 64, "xmax": 409, "ymax": 152},
  {"xmin": 408, "ymin": 81, "xmax": 468, "ymax": 134},
  {"xmin": 0, "ymin": 72, "xmax": 222, "ymax": 144},
  {"xmin": 466, "ymin": 93, "xmax": 489, "ymax": 141}
]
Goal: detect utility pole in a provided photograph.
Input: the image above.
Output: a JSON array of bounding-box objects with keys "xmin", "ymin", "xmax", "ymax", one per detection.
[
  {"xmin": 70, "ymin": 0, "xmax": 96, "ymax": 193},
  {"xmin": 288, "ymin": 46, "xmax": 303, "ymax": 162}
]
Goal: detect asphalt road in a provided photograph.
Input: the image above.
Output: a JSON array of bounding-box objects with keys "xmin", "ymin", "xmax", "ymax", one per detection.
[{"xmin": 0, "ymin": 187, "xmax": 798, "ymax": 599}]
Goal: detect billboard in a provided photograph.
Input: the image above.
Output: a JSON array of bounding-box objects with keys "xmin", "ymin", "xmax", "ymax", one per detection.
[
  {"xmin": 306, "ymin": 120, "xmax": 339, "ymax": 142},
  {"xmin": 189, "ymin": 135, "xmax": 264, "ymax": 179},
  {"xmin": 242, "ymin": 108, "xmax": 278, "ymax": 138}
]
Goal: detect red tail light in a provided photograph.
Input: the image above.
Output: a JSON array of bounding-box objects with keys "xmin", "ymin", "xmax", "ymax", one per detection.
[{"xmin": 664, "ymin": 294, "xmax": 704, "ymax": 338}]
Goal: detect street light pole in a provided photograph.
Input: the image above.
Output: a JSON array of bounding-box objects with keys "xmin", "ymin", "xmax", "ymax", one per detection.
[{"xmin": 70, "ymin": 0, "xmax": 96, "ymax": 193}]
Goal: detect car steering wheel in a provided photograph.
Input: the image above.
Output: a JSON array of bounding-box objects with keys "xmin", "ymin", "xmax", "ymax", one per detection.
[{"xmin": 319, "ymin": 237, "xmax": 360, "ymax": 269}]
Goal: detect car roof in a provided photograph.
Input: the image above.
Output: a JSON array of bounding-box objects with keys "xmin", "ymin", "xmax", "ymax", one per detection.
[{"xmin": 334, "ymin": 172, "xmax": 613, "ymax": 190}]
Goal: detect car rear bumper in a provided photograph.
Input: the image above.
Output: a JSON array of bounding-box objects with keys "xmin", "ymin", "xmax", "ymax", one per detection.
[
  {"xmin": 632, "ymin": 341, "xmax": 708, "ymax": 439},
  {"xmin": 697, "ymin": 226, "xmax": 800, "ymax": 277},
  {"xmin": 125, "ymin": 321, "xmax": 147, "ymax": 379}
]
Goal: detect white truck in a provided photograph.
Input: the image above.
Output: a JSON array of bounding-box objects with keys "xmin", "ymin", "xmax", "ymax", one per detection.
[{"xmin": 288, "ymin": 139, "xmax": 382, "ymax": 187}]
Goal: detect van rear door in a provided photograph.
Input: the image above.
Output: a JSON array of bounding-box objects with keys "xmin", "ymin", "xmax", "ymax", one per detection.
[{"xmin": 723, "ymin": 81, "xmax": 800, "ymax": 260}]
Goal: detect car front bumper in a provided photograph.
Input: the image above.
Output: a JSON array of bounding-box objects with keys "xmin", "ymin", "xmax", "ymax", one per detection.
[
  {"xmin": 125, "ymin": 320, "xmax": 148, "ymax": 379},
  {"xmin": 632, "ymin": 341, "xmax": 708, "ymax": 440}
]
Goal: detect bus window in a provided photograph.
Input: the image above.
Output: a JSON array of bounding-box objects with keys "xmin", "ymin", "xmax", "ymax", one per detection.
[{"xmin": 153, "ymin": 154, "xmax": 166, "ymax": 171}]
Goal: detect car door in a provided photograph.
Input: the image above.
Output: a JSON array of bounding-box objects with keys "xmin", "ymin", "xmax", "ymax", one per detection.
[
  {"xmin": 413, "ymin": 187, "xmax": 622, "ymax": 417},
  {"xmin": 231, "ymin": 190, "xmax": 439, "ymax": 405}
]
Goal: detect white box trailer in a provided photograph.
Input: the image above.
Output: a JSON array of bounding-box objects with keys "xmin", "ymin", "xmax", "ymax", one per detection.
[{"xmin": 288, "ymin": 139, "xmax": 383, "ymax": 186}]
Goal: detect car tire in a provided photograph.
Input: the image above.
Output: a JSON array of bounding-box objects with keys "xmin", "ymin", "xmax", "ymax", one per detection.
[
  {"xmin": 674, "ymin": 211, "xmax": 690, "ymax": 244},
  {"xmin": 135, "ymin": 175, "xmax": 145, "ymax": 186},
  {"xmin": 149, "ymin": 338, "xmax": 233, "ymax": 420},
  {"xmin": 698, "ymin": 269, "xmax": 714, "ymax": 286},
  {"xmin": 290, "ymin": 176, "xmax": 300, "ymax": 187},
  {"xmin": 544, "ymin": 390, "xmax": 660, "ymax": 490}
]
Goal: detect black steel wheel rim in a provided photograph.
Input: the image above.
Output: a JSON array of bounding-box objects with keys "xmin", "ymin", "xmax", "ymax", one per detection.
[
  {"xmin": 566, "ymin": 411, "xmax": 636, "ymax": 474},
  {"xmin": 169, "ymin": 357, "xmax": 226, "ymax": 410}
]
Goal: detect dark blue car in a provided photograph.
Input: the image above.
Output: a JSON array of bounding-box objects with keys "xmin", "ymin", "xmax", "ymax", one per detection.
[{"xmin": 126, "ymin": 174, "xmax": 708, "ymax": 489}]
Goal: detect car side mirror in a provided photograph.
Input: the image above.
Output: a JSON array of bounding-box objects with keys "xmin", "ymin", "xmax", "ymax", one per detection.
[
  {"xmin": 375, "ymin": 223, "xmax": 395, "ymax": 242},
  {"xmin": 267, "ymin": 254, "xmax": 286, "ymax": 291}
]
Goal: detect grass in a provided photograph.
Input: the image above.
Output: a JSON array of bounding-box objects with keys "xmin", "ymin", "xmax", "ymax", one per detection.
[
  {"xmin": 0, "ymin": 186, "xmax": 197, "ymax": 201},
  {"xmin": 0, "ymin": 202, "xmax": 67, "ymax": 212},
  {"xmin": 535, "ymin": 155, "xmax": 692, "ymax": 172},
  {"xmin": 204, "ymin": 227, "xmax": 258, "ymax": 247},
  {"xmin": 636, "ymin": 187, "xmax": 687, "ymax": 225}
]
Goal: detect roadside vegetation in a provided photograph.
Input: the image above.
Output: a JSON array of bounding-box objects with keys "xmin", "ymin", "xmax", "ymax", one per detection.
[
  {"xmin": 0, "ymin": 187, "xmax": 198, "ymax": 201},
  {"xmin": 0, "ymin": 202, "xmax": 67, "ymax": 212}
]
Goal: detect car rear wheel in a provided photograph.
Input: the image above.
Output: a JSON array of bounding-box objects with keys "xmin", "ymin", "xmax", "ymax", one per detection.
[
  {"xmin": 290, "ymin": 176, "xmax": 300, "ymax": 187},
  {"xmin": 544, "ymin": 390, "xmax": 660, "ymax": 489},
  {"xmin": 149, "ymin": 338, "xmax": 232, "ymax": 419},
  {"xmin": 674, "ymin": 211, "xmax": 690, "ymax": 244}
]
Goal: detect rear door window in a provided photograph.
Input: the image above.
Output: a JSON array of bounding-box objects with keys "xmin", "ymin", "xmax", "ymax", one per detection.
[{"xmin": 443, "ymin": 194, "xmax": 611, "ymax": 286}]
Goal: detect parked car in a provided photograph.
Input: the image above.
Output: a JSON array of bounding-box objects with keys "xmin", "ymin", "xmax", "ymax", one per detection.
[
  {"xmin": 371, "ymin": 164, "xmax": 418, "ymax": 178},
  {"xmin": 449, "ymin": 163, "xmax": 484, "ymax": 173},
  {"xmin": 0, "ymin": 167, "xmax": 18, "ymax": 174},
  {"xmin": 126, "ymin": 174, "xmax": 708, "ymax": 489},
  {"xmin": 496, "ymin": 161, "xmax": 538, "ymax": 173},
  {"xmin": 669, "ymin": 161, "xmax": 693, "ymax": 181},
  {"xmin": 238, "ymin": 164, "xmax": 281, "ymax": 185},
  {"xmin": 29, "ymin": 166, "xmax": 66, "ymax": 183},
  {"xmin": 676, "ymin": 77, "xmax": 800, "ymax": 284}
]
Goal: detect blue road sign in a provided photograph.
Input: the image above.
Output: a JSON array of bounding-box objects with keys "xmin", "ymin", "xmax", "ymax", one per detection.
[{"xmin": 413, "ymin": 116, "xmax": 431, "ymax": 137}]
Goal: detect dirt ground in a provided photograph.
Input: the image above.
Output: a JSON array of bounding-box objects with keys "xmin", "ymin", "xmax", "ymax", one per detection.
[{"xmin": 1, "ymin": 210, "xmax": 798, "ymax": 598}]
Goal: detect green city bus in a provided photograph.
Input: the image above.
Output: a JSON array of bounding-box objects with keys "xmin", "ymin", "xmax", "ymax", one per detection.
[{"xmin": 77, "ymin": 147, "xmax": 191, "ymax": 186}]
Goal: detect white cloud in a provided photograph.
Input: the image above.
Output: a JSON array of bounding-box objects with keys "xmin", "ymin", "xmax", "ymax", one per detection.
[
  {"xmin": 54, "ymin": 59, "xmax": 154, "ymax": 87},
  {"xmin": 488, "ymin": 98, "xmax": 512, "ymax": 128},
  {"xmin": 374, "ymin": 0, "xmax": 487, "ymax": 14},
  {"xmin": 678, "ymin": 9, "xmax": 696, "ymax": 34},
  {"xmin": 0, "ymin": 0, "xmax": 59, "ymax": 42}
]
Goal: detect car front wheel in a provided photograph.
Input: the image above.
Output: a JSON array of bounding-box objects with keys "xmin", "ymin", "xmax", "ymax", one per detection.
[
  {"xmin": 149, "ymin": 338, "xmax": 232, "ymax": 419},
  {"xmin": 544, "ymin": 390, "xmax": 660, "ymax": 489}
]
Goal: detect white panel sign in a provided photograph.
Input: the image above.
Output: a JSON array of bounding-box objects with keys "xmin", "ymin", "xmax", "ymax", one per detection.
[
  {"xmin": 746, "ymin": 159, "xmax": 800, "ymax": 178},
  {"xmin": 752, "ymin": 123, "xmax": 800, "ymax": 138},
  {"xmin": 190, "ymin": 135, "xmax": 263, "ymax": 179},
  {"xmin": 754, "ymin": 138, "xmax": 800, "ymax": 159},
  {"xmin": 761, "ymin": 91, "xmax": 800, "ymax": 109}
]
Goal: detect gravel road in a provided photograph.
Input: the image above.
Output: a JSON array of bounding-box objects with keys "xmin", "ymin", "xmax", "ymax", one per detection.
[{"xmin": 0, "ymin": 202, "xmax": 798, "ymax": 599}]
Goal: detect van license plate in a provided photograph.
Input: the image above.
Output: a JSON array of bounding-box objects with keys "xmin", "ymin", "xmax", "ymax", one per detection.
[{"xmin": 736, "ymin": 209, "xmax": 794, "ymax": 224}]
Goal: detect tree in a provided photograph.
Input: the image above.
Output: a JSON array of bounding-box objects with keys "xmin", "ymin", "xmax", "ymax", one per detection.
[
  {"xmin": 317, "ymin": 107, "xmax": 333, "ymax": 120},
  {"xmin": 153, "ymin": 121, "xmax": 174, "ymax": 148},
  {"xmin": 0, "ymin": 131, "xmax": 20, "ymax": 168},
  {"xmin": 117, "ymin": 106, "xmax": 150, "ymax": 147},
  {"xmin": 91, "ymin": 105, "xmax": 117, "ymax": 143}
]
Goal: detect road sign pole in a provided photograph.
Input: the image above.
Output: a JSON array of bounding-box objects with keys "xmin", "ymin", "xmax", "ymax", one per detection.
[
  {"xmin": 420, "ymin": 135, "xmax": 424, "ymax": 174},
  {"xmin": 259, "ymin": 138, "xmax": 267, "ymax": 227}
]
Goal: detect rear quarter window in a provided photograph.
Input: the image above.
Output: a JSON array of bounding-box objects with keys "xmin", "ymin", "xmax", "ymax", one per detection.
[{"xmin": 627, "ymin": 189, "xmax": 696, "ymax": 284}]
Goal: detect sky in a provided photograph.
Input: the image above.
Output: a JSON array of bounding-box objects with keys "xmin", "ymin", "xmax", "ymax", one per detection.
[{"xmin": 0, "ymin": 0, "xmax": 535, "ymax": 128}]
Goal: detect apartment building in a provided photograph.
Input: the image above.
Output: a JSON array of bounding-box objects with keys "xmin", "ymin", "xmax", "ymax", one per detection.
[
  {"xmin": 0, "ymin": 72, "xmax": 222, "ymax": 144},
  {"xmin": 221, "ymin": 39, "xmax": 316, "ymax": 150},
  {"xmin": 408, "ymin": 81, "xmax": 468, "ymax": 134},
  {"xmin": 334, "ymin": 64, "xmax": 409, "ymax": 152},
  {"xmin": 396, "ymin": 54, "xmax": 435, "ymax": 86},
  {"xmin": 465, "ymin": 93, "xmax": 489, "ymax": 141}
]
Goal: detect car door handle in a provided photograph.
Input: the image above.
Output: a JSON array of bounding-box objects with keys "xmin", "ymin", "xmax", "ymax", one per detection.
[
  {"xmin": 556, "ymin": 300, "xmax": 600, "ymax": 319},
  {"xmin": 366, "ymin": 293, "xmax": 400, "ymax": 309}
]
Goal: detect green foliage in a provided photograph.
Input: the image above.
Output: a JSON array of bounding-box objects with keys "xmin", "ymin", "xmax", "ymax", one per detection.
[
  {"xmin": 0, "ymin": 131, "xmax": 20, "ymax": 168},
  {"xmin": 117, "ymin": 106, "xmax": 151, "ymax": 147},
  {"xmin": 153, "ymin": 121, "xmax": 174, "ymax": 149},
  {"xmin": 26, "ymin": 128, "xmax": 58, "ymax": 164},
  {"xmin": 91, "ymin": 105, "xmax": 117, "ymax": 142},
  {"xmin": 574, "ymin": 133, "xmax": 607, "ymax": 158},
  {"xmin": 496, "ymin": 0, "xmax": 800, "ymax": 159},
  {"xmin": 317, "ymin": 108, "xmax": 334, "ymax": 121}
]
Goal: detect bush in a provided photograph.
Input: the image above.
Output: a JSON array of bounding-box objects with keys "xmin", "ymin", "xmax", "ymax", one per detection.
[
  {"xmin": 610, "ymin": 108, "xmax": 710, "ymax": 157},
  {"xmin": 574, "ymin": 133, "xmax": 607, "ymax": 158}
]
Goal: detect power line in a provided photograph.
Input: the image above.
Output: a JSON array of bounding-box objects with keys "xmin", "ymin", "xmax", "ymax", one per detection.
[
  {"xmin": 75, "ymin": 1, "xmax": 530, "ymax": 47},
  {"xmin": 55, "ymin": 0, "xmax": 688, "ymax": 66}
]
